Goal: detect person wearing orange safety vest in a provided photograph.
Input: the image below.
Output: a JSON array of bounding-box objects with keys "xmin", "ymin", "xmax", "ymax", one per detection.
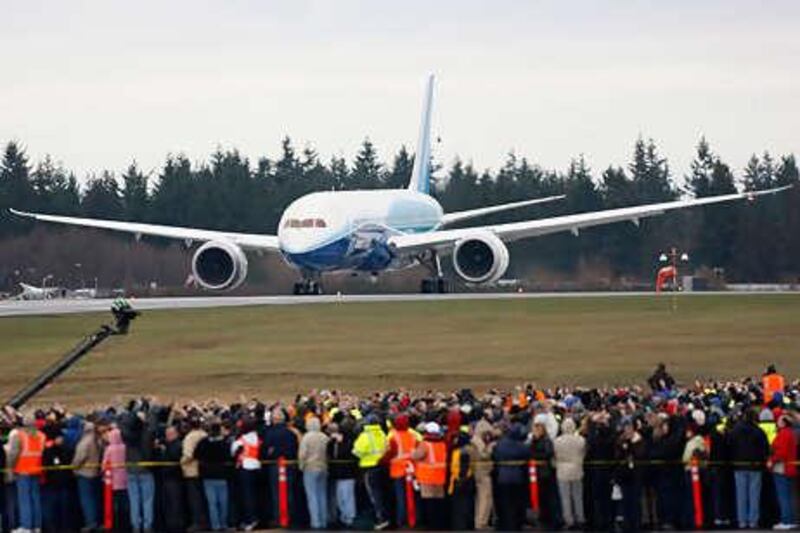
[
  {"xmin": 383, "ymin": 414, "xmax": 421, "ymax": 527},
  {"xmin": 8, "ymin": 417, "xmax": 46, "ymax": 531},
  {"xmin": 411, "ymin": 422, "xmax": 448, "ymax": 530},
  {"xmin": 762, "ymin": 364, "xmax": 785, "ymax": 406},
  {"xmin": 231, "ymin": 419, "xmax": 262, "ymax": 531}
]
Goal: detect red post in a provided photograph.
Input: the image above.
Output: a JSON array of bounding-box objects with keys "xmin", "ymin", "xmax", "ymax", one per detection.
[
  {"xmin": 528, "ymin": 460, "xmax": 540, "ymax": 512},
  {"xmin": 103, "ymin": 461, "xmax": 113, "ymax": 530},
  {"xmin": 278, "ymin": 457, "xmax": 289, "ymax": 528},
  {"xmin": 405, "ymin": 462, "xmax": 417, "ymax": 528},
  {"xmin": 690, "ymin": 459, "xmax": 704, "ymax": 528}
]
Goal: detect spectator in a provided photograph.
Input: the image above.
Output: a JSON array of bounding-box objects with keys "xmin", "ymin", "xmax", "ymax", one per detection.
[
  {"xmin": 195, "ymin": 420, "xmax": 231, "ymax": 532},
  {"xmin": 448, "ymin": 429, "xmax": 476, "ymax": 530},
  {"xmin": 328, "ymin": 418, "xmax": 358, "ymax": 528},
  {"xmin": 651, "ymin": 414, "xmax": 687, "ymax": 529},
  {"xmin": 729, "ymin": 409, "xmax": 770, "ymax": 529},
  {"xmin": 586, "ymin": 410, "xmax": 615, "ymax": 530},
  {"xmin": 492, "ymin": 423, "xmax": 530, "ymax": 531},
  {"xmin": 0, "ymin": 426, "xmax": 6, "ymax": 532},
  {"xmin": 102, "ymin": 427, "xmax": 130, "ymax": 532},
  {"xmin": 763, "ymin": 364, "xmax": 785, "ymax": 406},
  {"xmin": 352, "ymin": 414, "xmax": 389, "ymax": 530},
  {"xmin": 298, "ymin": 416, "xmax": 330, "ymax": 530},
  {"xmin": 531, "ymin": 415, "xmax": 561, "ymax": 528},
  {"xmin": 158, "ymin": 425, "xmax": 186, "ymax": 533},
  {"xmin": 769, "ymin": 414, "xmax": 797, "ymax": 529},
  {"xmin": 121, "ymin": 408, "xmax": 157, "ymax": 533},
  {"xmin": 8, "ymin": 416, "xmax": 45, "ymax": 533},
  {"xmin": 411, "ymin": 422, "xmax": 448, "ymax": 530},
  {"xmin": 181, "ymin": 416, "xmax": 208, "ymax": 531},
  {"xmin": 41, "ymin": 424, "xmax": 72, "ymax": 531},
  {"xmin": 72, "ymin": 420, "xmax": 102, "ymax": 531},
  {"xmin": 383, "ymin": 413, "xmax": 420, "ymax": 528},
  {"xmin": 231, "ymin": 417, "xmax": 260, "ymax": 531},
  {"xmin": 614, "ymin": 418, "xmax": 646, "ymax": 532},
  {"xmin": 471, "ymin": 417, "xmax": 496, "ymax": 530},
  {"xmin": 554, "ymin": 417, "xmax": 586, "ymax": 529},
  {"xmin": 648, "ymin": 362, "xmax": 675, "ymax": 392},
  {"xmin": 263, "ymin": 407, "xmax": 299, "ymax": 528}
]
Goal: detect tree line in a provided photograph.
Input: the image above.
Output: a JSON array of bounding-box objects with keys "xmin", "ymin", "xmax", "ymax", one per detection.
[{"xmin": 0, "ymin": 136, "xmax": 798, "ymax": 292}]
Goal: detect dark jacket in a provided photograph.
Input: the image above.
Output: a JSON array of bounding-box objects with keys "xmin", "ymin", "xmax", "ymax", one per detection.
[
  {"xmin": 195, "ymin": 435, "xmax": 232, "ymax": 480},
  {"xmin": 492, "ymin": 431, "xmax": 531, "ymax": 485},
  {"xmin": 159, "ymin": 439, "xmax": 184, "ymax": 481},
  {"xmin": 530, "ymin": 435, "xmax": 555, "ymax": 480},
  {"xmin": 614, "ymin": 432, "xmax": 646, "ymax": 483},
  {"xmin": 728, "ymin": 420, "xmax": 769, "ymax": 471},
  {"xmin": 263, "ymin": 424, "xmax": 298, "ymax": 461},
  {"xmin": 328, "ymin": 432, "xmax": 358, "ymax": 480},
  {"xmin": 120, "ymin": 411, "xmax": 156, "ymax": 473},
  {"xmin": 43, "ymin": 442, "xmax": 73, "ymax": 487},
  {"xmin": 586, "ymin": 422, "xmax": 616, "ymax": 464}
]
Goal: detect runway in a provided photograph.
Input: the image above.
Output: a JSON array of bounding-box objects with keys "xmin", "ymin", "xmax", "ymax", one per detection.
[{"xmin": 0, "ymin": 290, "xmax": 796, "ymax": 317}]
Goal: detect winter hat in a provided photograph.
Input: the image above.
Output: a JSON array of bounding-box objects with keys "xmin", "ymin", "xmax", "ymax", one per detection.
[
  {"xmin": 424, "ymin": 422, "xmax": 441, "ymax": 435},
  {"xmin": 758, "ymin": 409, "xmax": 774, "ymax": 422}
]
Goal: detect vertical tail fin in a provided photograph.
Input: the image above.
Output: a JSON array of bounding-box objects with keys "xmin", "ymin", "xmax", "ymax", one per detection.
[{"xmin": 408, "ymin": 74, "xmax": 435, "ymax": 195}]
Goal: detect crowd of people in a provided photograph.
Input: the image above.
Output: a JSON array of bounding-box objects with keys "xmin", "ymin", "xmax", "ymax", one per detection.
[{"xmin": 0, "ymin": 364, "xmax": 798, "ymax": 532}]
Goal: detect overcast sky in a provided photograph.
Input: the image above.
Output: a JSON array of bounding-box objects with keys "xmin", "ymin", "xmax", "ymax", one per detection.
[{"xmin": 2, "ymin": 0, "xmax": 798, "ymax": 184}]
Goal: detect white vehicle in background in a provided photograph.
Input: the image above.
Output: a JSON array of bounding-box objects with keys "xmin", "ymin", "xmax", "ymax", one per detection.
[
  {"xmin": 11, "ymin": 76, "xmax": 790, "ymax": 295},
  {"xmin": 12, "ymin": 282, "xmax": 67, "ymax": 301}
]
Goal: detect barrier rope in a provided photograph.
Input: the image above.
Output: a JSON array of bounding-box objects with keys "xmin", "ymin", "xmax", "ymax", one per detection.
[{"xmin": 3, "ymin": 457, "xmax": 797, "ymax": 474}]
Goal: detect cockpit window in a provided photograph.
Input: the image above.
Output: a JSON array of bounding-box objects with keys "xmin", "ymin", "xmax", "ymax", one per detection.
[{"xmin": 283, "ymin": 218, "xmax": 328, "ymax": 229}]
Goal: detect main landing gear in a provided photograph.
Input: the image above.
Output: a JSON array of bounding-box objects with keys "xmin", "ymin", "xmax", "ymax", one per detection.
[
  {"xmin": 293, "ymin": 279, "xmax": 323, "ymax": 295},
  {"xmin": 417, "ymin": 250, "xmax": 449, "ymax": 294}
]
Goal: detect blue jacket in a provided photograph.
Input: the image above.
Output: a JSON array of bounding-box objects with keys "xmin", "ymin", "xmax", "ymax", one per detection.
[{"xmin": 492, "ymin": 433, "xmax": 531, "ymax": 485}]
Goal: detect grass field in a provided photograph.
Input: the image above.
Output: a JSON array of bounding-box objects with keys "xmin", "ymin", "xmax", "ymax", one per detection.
[{"xmin": 1, "ymin": 294, "xmax": 798, "ymax": 407}]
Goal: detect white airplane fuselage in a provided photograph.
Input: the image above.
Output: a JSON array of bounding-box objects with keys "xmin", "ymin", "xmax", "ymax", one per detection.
[{"xmin": 278, "ymin": 189, "xmax": 443, "ymax": 274}]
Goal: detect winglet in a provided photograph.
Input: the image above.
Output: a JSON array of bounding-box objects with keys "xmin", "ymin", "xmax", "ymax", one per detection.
[{"xmin": 408, "ymin": 74, "xmax": 435, "ymax": 195}]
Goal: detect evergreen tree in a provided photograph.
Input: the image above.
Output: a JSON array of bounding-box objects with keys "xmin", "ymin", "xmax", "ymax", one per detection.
[
  {"xmin": 350, "ymin": 138, "xmax": 383, "ymax": 189},
  {"xmin": 121, "ymin": 162, "xmax": 149, "ymax": 222},
  {"xmin": 385, "ymin": 146, "xmax": 413, "ymax": 189},
  {"xmin": 31, "ymin": 155, "xmax": 80, "ymax": 215},
  {"xmin": 151, "ymin": 155, "xmax": 195, "ymax": 226},
  {"xmin": 329, "ymin": 155, "xmax": 349, "ymax": 191},
  {"xmin": 82, "ymin": 171, "xmax": 123, "ymax": 218},
  {"xmin": 0, "ymin": 141, "xmax": 34, "ymax": 236}
]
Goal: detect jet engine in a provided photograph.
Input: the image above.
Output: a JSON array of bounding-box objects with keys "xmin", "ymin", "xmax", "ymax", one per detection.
[
  {"xmin": 191, "ymin": 241, "xmax": 248, "ymax": 290},
  {"xmin": 452, "ymin": 232, "xmax": 510, "ymax": 284}
]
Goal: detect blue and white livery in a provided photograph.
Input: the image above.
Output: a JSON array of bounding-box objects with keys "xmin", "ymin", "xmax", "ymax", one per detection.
[{"xmin": 11, "ymin": 75, "xmax": 790, "ymax": 294}]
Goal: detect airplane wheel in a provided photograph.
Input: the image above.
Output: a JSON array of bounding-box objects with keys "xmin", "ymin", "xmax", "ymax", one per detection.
[
  {"xmin": 420, "ymin": 279, "xmax": 433, "ymax": 294},
  {"xmin": 436, "ymin": 278, "xmax": 448, "ymax": 293}
]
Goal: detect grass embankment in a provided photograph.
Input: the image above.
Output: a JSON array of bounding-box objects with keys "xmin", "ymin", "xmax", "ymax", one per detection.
[{"xmin": 0, "ymin": 294, "xmax": 798, "ymax": 407}]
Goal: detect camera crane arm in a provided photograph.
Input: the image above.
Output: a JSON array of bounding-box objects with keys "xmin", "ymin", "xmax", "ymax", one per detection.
[{"xmin": 4, "ymin": 299, "xmax": 140, "ymax": 411}]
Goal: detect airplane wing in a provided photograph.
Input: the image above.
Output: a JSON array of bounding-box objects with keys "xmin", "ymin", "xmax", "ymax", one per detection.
[
  {"xmin": 9, "ymin": 209, "xmax": 280, "ymax": 251},
  {"xmin": 389, "ymin": 186, "xmax": 791, "ymax": 254},
  {"xmin": 440, "ymin": 194, "xmax": 565, "ymax": 226}
]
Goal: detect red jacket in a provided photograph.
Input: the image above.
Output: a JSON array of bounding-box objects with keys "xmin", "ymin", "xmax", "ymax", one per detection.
[{"xmin": 770, "ymin": 426, "xmax": 797, "ymax": 478}]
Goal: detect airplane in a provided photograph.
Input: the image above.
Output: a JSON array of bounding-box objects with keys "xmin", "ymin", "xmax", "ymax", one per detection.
[
  {"xmin": 12, "ymin": 282, "xmax": 67, "ymax": 301},
  {"xmin": 10, "ymin": 75, "xmax": 790, "ymax": 295}
]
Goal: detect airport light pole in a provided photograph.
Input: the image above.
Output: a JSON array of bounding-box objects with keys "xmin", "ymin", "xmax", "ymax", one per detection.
[
  {"xmin": 658, "ymin": 247, "xmax": 689, "ymax": 312},
  {"xmin": 658, "ymin": 247, "xmax": 690, "ymax": 291}
]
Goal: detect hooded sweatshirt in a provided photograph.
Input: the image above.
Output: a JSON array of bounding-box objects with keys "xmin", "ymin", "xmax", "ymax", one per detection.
[
  {"xmin": 298, "ymin": 417, "xmax": 330, "ymax": 473},
  {"xmin": 554, "ymin": 418, "xmax": 586, "ymax": 481},
  {"xmin": 103, "ymin": 428, "xmax": 128, "ymax": 491},
  {"xmin": 72, "ymin": 421, "xmax": 101, "ymax": 478}
]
